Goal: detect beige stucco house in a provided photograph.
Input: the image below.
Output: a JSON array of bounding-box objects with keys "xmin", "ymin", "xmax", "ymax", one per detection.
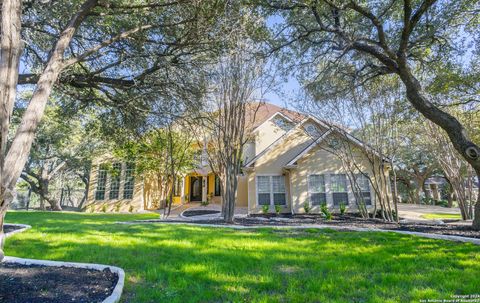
[{"xmin": 86, "ymin": 103, "xmax": 390, "ymax": 214}]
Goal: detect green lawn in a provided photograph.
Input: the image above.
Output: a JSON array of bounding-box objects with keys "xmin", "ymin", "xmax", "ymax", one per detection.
[
  {"xmin": 421, "ymin": 213, "xmax": 462, "ymax": 220},
  {"xmin": 4, "ymin": 211, "xmax": 480, "ymax": 303}
]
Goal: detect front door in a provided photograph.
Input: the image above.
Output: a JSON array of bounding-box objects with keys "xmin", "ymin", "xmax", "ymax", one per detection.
[{"xmin": 190, "ymin": 176, "xmax": 202, "ymax": 202}]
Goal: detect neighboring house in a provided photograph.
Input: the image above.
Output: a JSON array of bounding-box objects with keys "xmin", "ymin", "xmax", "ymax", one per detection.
[{"xmin": 86, "ymin": 103, "xmax": 390, "ymax": 213}]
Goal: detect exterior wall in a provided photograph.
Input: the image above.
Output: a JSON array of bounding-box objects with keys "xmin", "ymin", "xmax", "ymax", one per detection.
[
  {"xmin": 254, "ymin": 120, "xmax": 287, "ymax": 155},
  {"xmin": 86, "ymin": 155, "xmax": 144, "ymax": 212},
  {"xmin": 247, "ymin": 127, "xmax": 313, "ymax": 214},
  {"xmin": 289, "ymin": 137, "xmax": 389, "ymax": 214}
]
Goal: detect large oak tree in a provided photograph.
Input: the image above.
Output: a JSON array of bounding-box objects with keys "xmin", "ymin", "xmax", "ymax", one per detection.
[
  {"xmin": 259, "ymin": 0, "xmax": 480, "ymax": 228},
  {"xmin": 0, "ymin": 0, "xmax": 224, "ymax": 261}
]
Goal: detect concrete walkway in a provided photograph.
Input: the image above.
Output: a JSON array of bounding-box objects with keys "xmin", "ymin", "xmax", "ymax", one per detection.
[
  {"xmin": 397, "ymin": 203, "xmax": 463, "ymax": 222},
  {"xmin": 151, "ymin": 202, "xmax": 248, "ymax": 221}
]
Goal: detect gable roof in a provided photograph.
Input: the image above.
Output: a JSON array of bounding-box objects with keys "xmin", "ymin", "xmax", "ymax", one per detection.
[
  {"xmin": 245, "ymin": 102, "xmax": 306, "ymax": 130},
  {"xmin": 284, "ymin": 129, "xmax": 334, "ymax": 167}
]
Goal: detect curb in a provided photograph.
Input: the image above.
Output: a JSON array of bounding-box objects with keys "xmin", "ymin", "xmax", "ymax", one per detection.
[
  {"xmin": 117, "ymin": 220, "xmax": 480, "ymax": 245},
  {"xmin": 4, "ymin": 223, "xmax": 31, "ymax": 238},
  {"xmin": 2, "ymin": 256, "xmax": 125, "ymax": 303}
]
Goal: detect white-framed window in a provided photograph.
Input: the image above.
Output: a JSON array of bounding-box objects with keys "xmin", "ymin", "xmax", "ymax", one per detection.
[
  {"xmin": 308, "ymin": 175, "xmax": 326, "ymax": 205},
  {"xmin": 123, "ymin": 163, "xmax": 135, "ymax": 199},
  {"xmin": 355, "ymin": 174, "xmax": 372, "ymax": 205},
  {"xmin": 95, "ymin": 165, "xmax": 107, "ymax": 200},
  {"xmin": 331, "ymin": 174, "xmax": 348, "ymax": 206},
  {"xmin": 256, "ymin": 175, "xmax": 286, "ymax": 206},
  {"xmin": 109, "ymin": 163, "xmax": 121, "ymax": 200}
]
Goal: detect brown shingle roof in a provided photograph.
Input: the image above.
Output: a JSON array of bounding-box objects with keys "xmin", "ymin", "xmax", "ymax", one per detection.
[{"xmin": 245, "ymin": 102, "xmax": 307, "ymax": 130}]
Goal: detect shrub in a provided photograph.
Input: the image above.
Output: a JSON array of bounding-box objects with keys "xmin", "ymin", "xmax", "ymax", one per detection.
[
  {"xmin": 274, "ymin": 204, "xmax": 282, "ymax": 214},
  {"xmin": 303, "ymin": 202, "xmax": 311, "ymax": 214},
  {"xmin": 201, "ymin": 200, "xmax": 209, "ymax": 206},
  {"xmin": 128, "ymin": 205, "xmax": 134, "ymax": 213},
  {"xmin": 88, "ymin": 204, "xmax": 95, "ymax": 213},
  {"xmin": 320, "ymin": 203, "xmax": 332, "ymax": 220},
  {"xmin": 262, "ymin": 205, "xmax": 269, "ymax": 214},
  {"xmin": 114, "ymin": 203, "xmax": 121, "ymax": 212},
  {"xmin": 101, "ymin": 204, "xmax": 107, "ymax": 213},
  {"xmin": 339, "ymin": 202, "xmax": 346, "ymax": 215},
  {"xmin": 437, "ymin": 199, "xmax": 449, "ymax": 207}
]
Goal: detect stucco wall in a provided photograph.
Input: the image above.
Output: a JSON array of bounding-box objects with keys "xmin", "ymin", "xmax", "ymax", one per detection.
[
  {"xmin": 289, "ymin": 136, "xmax": 391, "ymax": 214},
  {"xmin": 254, "ymin": 120, "xmax": 287, "ymax": 155},
  {"xmin": 247, "ymin": 127, "xmax": 314, "ymax": 214}
]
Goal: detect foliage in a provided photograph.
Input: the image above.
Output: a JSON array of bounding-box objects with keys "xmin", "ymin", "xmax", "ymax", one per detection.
[
  {"xmin": 339, "ymin": 203, "xmax": 346, "ymax": 215},
  {"xmin": 303, "ymin": 202, "xmax": 311, "ymax": 214},
  {"xmin": 320, "ymin": 203, "xmax": 332, "ymax": 220},
  {"xmin": 7, "ymin": 211, "xmax": 480, "ymax": 303},
  {"xmin": 262, "ymin": 205, "xmax": 269, "ymax": 214},
  {"xmin": 274, "ymin": 204, "xmax": 282, "ymax": 215},
  {"xmin": 201, "ymin": 201, "xmax": 209, "ymax": 207}
]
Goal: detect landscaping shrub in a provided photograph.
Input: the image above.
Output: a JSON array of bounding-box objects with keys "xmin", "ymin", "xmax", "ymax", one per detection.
[
  {"xmin": 320, "ymin": 203, "xmax": 332, "ymax": 220},
  {"xmin": 274, "ymin": 205, "xmax": 281, "ymax": 214},
  {"xmin": 201, "ymin": 200, "xmax": 209, "ymax": 206},
  {"xmin": 114, "ymin": 203, "xmax": 121, "ymax": 212},
  {"xmin": 262, "ymin": 205, "xmax": 269, "ymax": 214},
  {"xmin": 128, "ymin": 205, "xmax": 134, "ymax": 213},
  {"xmin": 101, "ymin": 204, "xmax": 107, "ymax": 213},
  {"xmin": 339, "ymin": 202, "xmax": 346, "ymax": 215},
  {"xmin": 303, "ymin": 202, "xmax": 311, "ymax": 214}
]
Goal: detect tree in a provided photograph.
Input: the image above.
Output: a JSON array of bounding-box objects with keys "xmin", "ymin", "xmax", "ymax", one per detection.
[
  {"xmin": 114, "ymin": 126, "xmax": 195, "ymax": 216},
  {"xmin": 18, "ymin": 102, "xmax": 101, "ymax": 211},
  {"xmin": 305, "ymin": 77, "xmax": 402, "ymax": 221},
  {"xmin": 259, "ymin": 0, "xmax": 480, "ymax": 228},
  {"xmin": 0, "ymin": 0, "xmax": 226, "ymax": 261}
]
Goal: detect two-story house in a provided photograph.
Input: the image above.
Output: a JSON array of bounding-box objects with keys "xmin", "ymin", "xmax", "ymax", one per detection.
[{"xmin": 86, "ymin": 103, "xmax": 390, "ymax": 214}]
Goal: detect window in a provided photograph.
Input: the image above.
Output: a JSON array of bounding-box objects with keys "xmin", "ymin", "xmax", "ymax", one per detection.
[
  {"xmin": 214, "ymin": 175, "xmax": 221, "ymax": 196},
  {"xmin": 123, "ymin": 163, "xmax": 135, "ymax": 199},
  {"xmin": 272, "ymin": 115, "xmax": 293, "ymax": 131},
  {"xmin": 257, "ymin": 176, "xmax": 271, "ymax": 205},
  {"xmin": 95, "ymin": 165, "xmax": 107, "ymax": 200},
  {"xmin": 256, "ymin": 175, "xmax": 286, "ymax": 206},
  {"xmin": 304, "ymin": 123, "xmax": 319, "ymax": 137},
  {"xmin": 331, "ymin": 174, "xmax": 348, "ymax": 206},
  {"xmin": 173, "ymin": 178, "xmax": 182, "ymax": 197},
  {"xmin": 355, "ymin": 174, "xmax": 372, "ymax": 205},
  {"xmin": 308, "ymin": 175, "xmax": 326, "ymax": 205},
  {"xmin": 109, "ymin": 163, "xmax": 121, "ymax": 199}
]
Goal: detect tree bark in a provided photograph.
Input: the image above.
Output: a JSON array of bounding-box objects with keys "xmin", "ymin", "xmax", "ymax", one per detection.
[{"xmin": 473, "ymin": 170, "xmax": 480, "ymax": 230}]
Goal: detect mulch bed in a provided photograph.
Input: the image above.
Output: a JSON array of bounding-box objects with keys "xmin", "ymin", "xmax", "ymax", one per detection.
[
  {"xmin": 142, "ymin": 213, "xmax": 480, "ymax": 239},
  {"xmin": 182, "ymin": 210, "xmax": 221, "ymax": 217},
  {"xmin": 0, "ymin": 263, "xmax": 118, "ymax": 303},
  {"xmin": 4, "ymin": 224, "xmax": 24, "ymax": 234}
]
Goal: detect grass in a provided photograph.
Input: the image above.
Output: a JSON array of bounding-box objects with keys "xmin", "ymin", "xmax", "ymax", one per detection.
[
  {"xmin": 421, "ymin": 213, "xmax": 463, "ymax": 220},
  {"xmin": 4, "ymin": 211, "xmax": 480, "ymax": 303}
]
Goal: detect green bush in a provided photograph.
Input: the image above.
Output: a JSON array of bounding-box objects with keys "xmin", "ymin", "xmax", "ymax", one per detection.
[
  {"xmin": 320, "ymin": 203, "xmax": 332, "ymax": 220},
  {"xmin": 101, "ymin": 204, "xmax": 107, "ymax": 213},
  {"xmin": 274, "ymin": 204, "xmax": 282, "ymax": 214},
  {"xmin": 339, "ymin": 202, "xmax": 346, "ymax": 215},
  {"xmin": 114, "ymin": 203, "xmax": 121, "ymax": 212},
  {"xmin": 303, "ymin": 202, "xmax": 311, "ymax": 214},
  {"xmin": 128, "ymin": 205, "xmax": 134, "ymax": 213},
  {"xmin": 201, "ymin": 200, "xmax": 209, "ymax": 206},
  {"xmin": 262, "ymin": 205, "xmax": 269, "ymax": 214}
]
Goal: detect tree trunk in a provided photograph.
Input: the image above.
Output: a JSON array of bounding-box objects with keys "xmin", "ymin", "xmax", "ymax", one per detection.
[
  {"xmin": 0, "ymin": 210, "xmax": 5, "ymax": 262},
  {"xmin": 398, "ymin": 68, "xmax": 480, "ymax": 228},
  {"xmin": 472, "ymin": 170, "xmax": 480, "ymax": 229},
  {"xmin": 0, "ymin": 187, "xmax": 15, "ymax": 262}
]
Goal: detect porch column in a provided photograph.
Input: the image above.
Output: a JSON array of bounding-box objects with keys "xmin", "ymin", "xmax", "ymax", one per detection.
[
  {"xmin": 202, "ymin": 176, "xmax": 208, "ymax": 202},
  {"xmin": 180, "ymin": 176, "xmax": 186, "ymax": 204}
]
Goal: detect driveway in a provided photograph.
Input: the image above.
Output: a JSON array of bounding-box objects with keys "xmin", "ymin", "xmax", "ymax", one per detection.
[{"xmin": 397, "ymin": 203, "xmax": 462, "ymax": 222}]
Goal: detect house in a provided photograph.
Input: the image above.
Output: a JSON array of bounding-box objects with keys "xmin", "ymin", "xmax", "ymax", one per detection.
[{"xmin": 86, "ymin": 103, "xmax": 390, "ymax": 214}]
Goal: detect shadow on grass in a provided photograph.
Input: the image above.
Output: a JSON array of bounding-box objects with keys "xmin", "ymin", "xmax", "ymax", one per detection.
[{"xmin": 5, "ymin": 211, "xmax": 480, "ymax": 303}]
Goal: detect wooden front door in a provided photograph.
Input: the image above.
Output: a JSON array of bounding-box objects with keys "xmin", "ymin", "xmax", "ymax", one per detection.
[{"xmin": 190, "ymin": 176, "xmax": 202, "ymax": 202}]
